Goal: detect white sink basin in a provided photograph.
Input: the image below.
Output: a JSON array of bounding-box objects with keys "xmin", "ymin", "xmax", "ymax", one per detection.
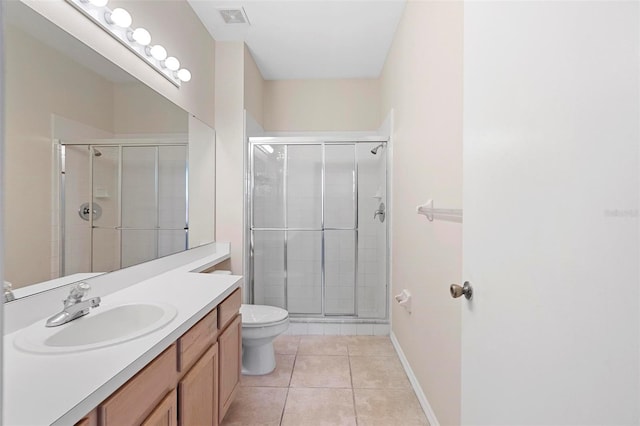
[{"xmin": 14, "ymin": 302, "xmax": 177, "ymax": 354}]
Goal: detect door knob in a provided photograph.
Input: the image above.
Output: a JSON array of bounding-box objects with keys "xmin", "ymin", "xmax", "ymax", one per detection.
[{"xmin": 450, "ymin": 281, "xmax": 473, "ymax": 300}]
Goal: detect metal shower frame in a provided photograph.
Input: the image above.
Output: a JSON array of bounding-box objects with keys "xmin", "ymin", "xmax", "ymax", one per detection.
[{"xmin": 247, "ymin": 137, "xmax": 388, "ymax": 319}]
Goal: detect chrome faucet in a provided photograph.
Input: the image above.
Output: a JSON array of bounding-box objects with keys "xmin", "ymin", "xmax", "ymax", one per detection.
[{"xmin": 46, "ymin": 282, "xmax": 101, "ymax": 327}]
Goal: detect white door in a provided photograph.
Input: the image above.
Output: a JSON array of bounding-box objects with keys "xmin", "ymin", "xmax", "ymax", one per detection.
[{"xmin": 462, "ymin": 2, "xmax": 639, "ymax": 424}]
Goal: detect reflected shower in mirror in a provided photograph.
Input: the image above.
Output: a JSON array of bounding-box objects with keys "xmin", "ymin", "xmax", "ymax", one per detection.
[
  {"xmin": 3, "ymin": 2, "xmax": 214, "ymax": 300},
  {"xmin": 62, "ymin": 143, "xmax": 188, "ymax": 277}
]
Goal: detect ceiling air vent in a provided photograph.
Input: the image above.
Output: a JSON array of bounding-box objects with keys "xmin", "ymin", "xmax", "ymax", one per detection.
[{"xmin": 218, "ymin": 8, "xmax": 250, "ymax": 24}]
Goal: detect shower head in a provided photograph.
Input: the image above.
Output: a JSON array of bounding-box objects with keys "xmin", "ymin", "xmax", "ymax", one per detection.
[
  {"xmin": 93, "ymin": 148, "xmax": 102, "ymax": 157},
  {"xmin": 371, "ymin": 144, "xmax": 385, "ymax": 155}
]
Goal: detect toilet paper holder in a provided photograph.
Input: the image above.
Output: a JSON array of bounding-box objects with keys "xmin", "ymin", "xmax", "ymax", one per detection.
[{"xmin": 394, "ymin": 289, "xmax": 412, "ymax": 313}]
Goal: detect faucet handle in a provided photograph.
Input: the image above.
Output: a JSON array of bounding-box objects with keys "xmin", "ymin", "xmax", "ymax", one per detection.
[
  {"xmin": 65, "ymin": 282, "xmax": 90, "ymax": 305},
  {"xmin": 4, "ymin": 281, "xmax": 15, "ymax": 302}
]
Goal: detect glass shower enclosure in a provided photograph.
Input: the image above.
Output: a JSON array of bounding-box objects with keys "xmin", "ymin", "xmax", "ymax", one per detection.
[
  {"xmin": 61, "ymin": 142, "xmax": 188, "ymax": 275},
  {"xmin": 249, "ymin": 139, "xmax": 388, "ymax": 319}
]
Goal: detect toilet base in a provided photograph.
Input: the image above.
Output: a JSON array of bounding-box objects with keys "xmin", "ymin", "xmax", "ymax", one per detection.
[{"xmin": 242, "ymin": 339, "xmax": 276, "ymax": 375}]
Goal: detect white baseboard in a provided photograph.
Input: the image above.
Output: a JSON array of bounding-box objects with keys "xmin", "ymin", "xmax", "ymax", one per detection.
[{"xmin": 390, "ymin": 331, "xmax": 440, "ymax": 426}]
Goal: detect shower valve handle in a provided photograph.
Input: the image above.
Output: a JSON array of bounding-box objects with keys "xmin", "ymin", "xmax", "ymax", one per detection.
[{"xmin": 374, "ymin": 202, "xmax": 386, "ymax": 223}]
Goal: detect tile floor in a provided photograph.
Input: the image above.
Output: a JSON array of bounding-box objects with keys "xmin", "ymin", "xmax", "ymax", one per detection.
[{"xmin": 221, "ymin": 335, "xmax": 429, "ymax": 426}]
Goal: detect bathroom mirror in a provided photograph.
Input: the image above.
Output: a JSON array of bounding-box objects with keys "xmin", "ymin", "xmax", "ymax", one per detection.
[{"xmin": 3, "ymin": 2, "xmax": 215, "ymax": 300}]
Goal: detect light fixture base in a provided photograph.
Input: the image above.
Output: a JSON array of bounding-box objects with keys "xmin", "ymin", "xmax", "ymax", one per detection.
[{"xmin": 65, "ymin": 0, "xmax": 183, "ymax": 87}]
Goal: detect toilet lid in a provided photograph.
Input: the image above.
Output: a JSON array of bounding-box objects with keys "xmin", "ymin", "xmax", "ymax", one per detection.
[{"xmin": 240, "ymin": 304, "xmax": 289, "ymax": 327}]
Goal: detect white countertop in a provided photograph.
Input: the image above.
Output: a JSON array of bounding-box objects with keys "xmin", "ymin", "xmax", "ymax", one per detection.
[{"xmin": 3, "ymin": 251, "xmax": 241, "ymax": 425}]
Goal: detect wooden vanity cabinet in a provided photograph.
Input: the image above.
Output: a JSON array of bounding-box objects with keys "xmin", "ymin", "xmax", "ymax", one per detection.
[
  {"xmin": 217, "ymin": 288, "xmax": 242, "ymax": 423},
  {"xmin": 82, "ymin": 287, "xmax": 241, "ymax": 426}
]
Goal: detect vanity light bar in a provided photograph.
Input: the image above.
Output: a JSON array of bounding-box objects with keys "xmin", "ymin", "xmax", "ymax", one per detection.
[{"xmin": 66, "ymin": 0, "xmax": 192, "ymax": 87}]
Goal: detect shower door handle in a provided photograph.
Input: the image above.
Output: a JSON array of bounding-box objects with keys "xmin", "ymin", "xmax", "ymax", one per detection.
[{"xmin": 374, "ymin": 202, "xmax": 386, "ymax": 223}]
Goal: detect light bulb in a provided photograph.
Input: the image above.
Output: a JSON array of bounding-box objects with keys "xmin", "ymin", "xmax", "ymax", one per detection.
[
  {"xmin": 149, "ymin": 45, "xmax": 167, "ymax": 61},
  {"xmin": 105, "ymin": 8, "xmax": 132, "ymax": 28},
  {"xmin": 87, "ymin": 0, "xmax": 108, "ymax": 7},
  {"xmin": 164, "ymin": 57, "xmax": 180, "ymax": 71},
  {"xmin": 129, "ymin": 28, "xmax": 151, "ymax": 46},
  {"xmin": 177, "ymin": 69, "xmax": 191, "ymax": 82}
]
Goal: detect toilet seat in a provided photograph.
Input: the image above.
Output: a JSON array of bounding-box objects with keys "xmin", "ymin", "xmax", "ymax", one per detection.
[{"xmin": 241, "ymin": 304, "xmax": 289, "ymax": 327}]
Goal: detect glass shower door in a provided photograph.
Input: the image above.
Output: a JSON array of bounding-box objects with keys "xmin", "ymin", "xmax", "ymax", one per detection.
[
  {"xmin": 324, "ymin": 144, "xmax": 357, "ymax": 315},
  {"xmin": 157, "ymin": 145, "xmax": 188, "ymax": 257},
  {"xmin": 91, "ymin": 146, "xmax": 120, "ymax": 273},
  {"xmin": 286, "ymin": 145, "xmax": 323, "ymax": 314},
  {"xmin": 249, "ymin": 140, "xmax": 387, "ymax": 319},
  {"xmin": 252, "ymin": 144, "xmax": 286, "ymax": 308},
  {"xmin": 121, "ymin": 146, "xmax": 157, "ymax": 268}
]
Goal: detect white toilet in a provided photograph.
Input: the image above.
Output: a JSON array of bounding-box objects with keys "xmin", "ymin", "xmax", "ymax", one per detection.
[{"xmin": 240, "ymin": 304, "xmax": 289, "ymax": 375}]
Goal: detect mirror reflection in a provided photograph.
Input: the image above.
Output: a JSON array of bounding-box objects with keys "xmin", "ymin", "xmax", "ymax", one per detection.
[{"xmin": 3, "ymin": 2, "xmax": 211, "ymax": 300}]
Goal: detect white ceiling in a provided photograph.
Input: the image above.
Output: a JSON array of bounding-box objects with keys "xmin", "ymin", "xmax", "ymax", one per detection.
[{"xmin": 187, "ymin": 0, "xmax": 406, "ymax": 80}]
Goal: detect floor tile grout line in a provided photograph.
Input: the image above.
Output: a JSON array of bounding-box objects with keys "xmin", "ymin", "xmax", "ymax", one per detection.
[
  {"xmin": 279, "ymin": 349, "xmax": 297, "ymax": 426},
  {"xmin": 349, "ymin": 353, "xmax": 361, "ymax": 426}
]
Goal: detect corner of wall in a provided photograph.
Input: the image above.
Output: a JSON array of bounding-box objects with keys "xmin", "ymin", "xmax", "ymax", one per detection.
[{"xmin": 243, "ymin": 44, "xmax": 265, "ymax": 129}]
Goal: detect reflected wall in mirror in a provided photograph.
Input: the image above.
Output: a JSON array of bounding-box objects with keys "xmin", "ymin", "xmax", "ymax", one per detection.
[{"xmin": 3, "ymin": 2, "xmax": 214, "ymax": 299}]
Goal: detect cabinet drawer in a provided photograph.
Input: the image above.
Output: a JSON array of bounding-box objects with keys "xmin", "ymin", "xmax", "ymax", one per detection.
[
  {"xmin": 100, "ymin": 345, "xmax": 177, "ymax": 426},
  {"xmin": 178, "ymin": 308, "xmax": 218, "ymax": 372},
  {"xmin": 218, "ymin": 288, "xmax": 241, "ymax": 331}
]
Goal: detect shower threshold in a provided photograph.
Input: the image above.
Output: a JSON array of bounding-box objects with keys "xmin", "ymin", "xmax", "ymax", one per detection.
[{"xmin": 286, "ymin": 317, "xmax": 390, "ymax": 336}]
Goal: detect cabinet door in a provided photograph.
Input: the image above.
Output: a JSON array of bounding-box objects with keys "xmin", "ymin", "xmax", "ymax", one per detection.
[
  {"xmin": 179, "ymin": 343, "xmax": 219, "ymax": 426},
  {"xmin": 100, "ymin": 345, "xmax": 177, "ymax": 426},
  {"xmin": 218, "ymin": 314, "xmax": 241, "ymax": 423},
  {"xmin": 142, "ymin": 389, "xmax": 177, "ymax": 426}
]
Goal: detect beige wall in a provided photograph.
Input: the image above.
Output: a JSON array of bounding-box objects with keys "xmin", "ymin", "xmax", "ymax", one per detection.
[
  {"xmin": 214, "ymin": 42, "xmax": 246, "ymax": 275},
  {"xmin": 244, "ymin": 46, "xmax": 265, "ymax": 128},
  {"xmin": 263, "ymin": 79, "xmax": 381, "ymax": 132},
  {"xmin": 21, "ymin": 0, "xmax": 215, "ymax": 127},
  {"xmin": 380, "ymin": 2, "xmax": 463, "ymax": 425},
  {"xmin": 113, "ymin": 83, "xmax": 188, "ymax": 135},
  {"xmin": 4, "ymin": 25, "xmax": 114, "ymax": 288}
]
